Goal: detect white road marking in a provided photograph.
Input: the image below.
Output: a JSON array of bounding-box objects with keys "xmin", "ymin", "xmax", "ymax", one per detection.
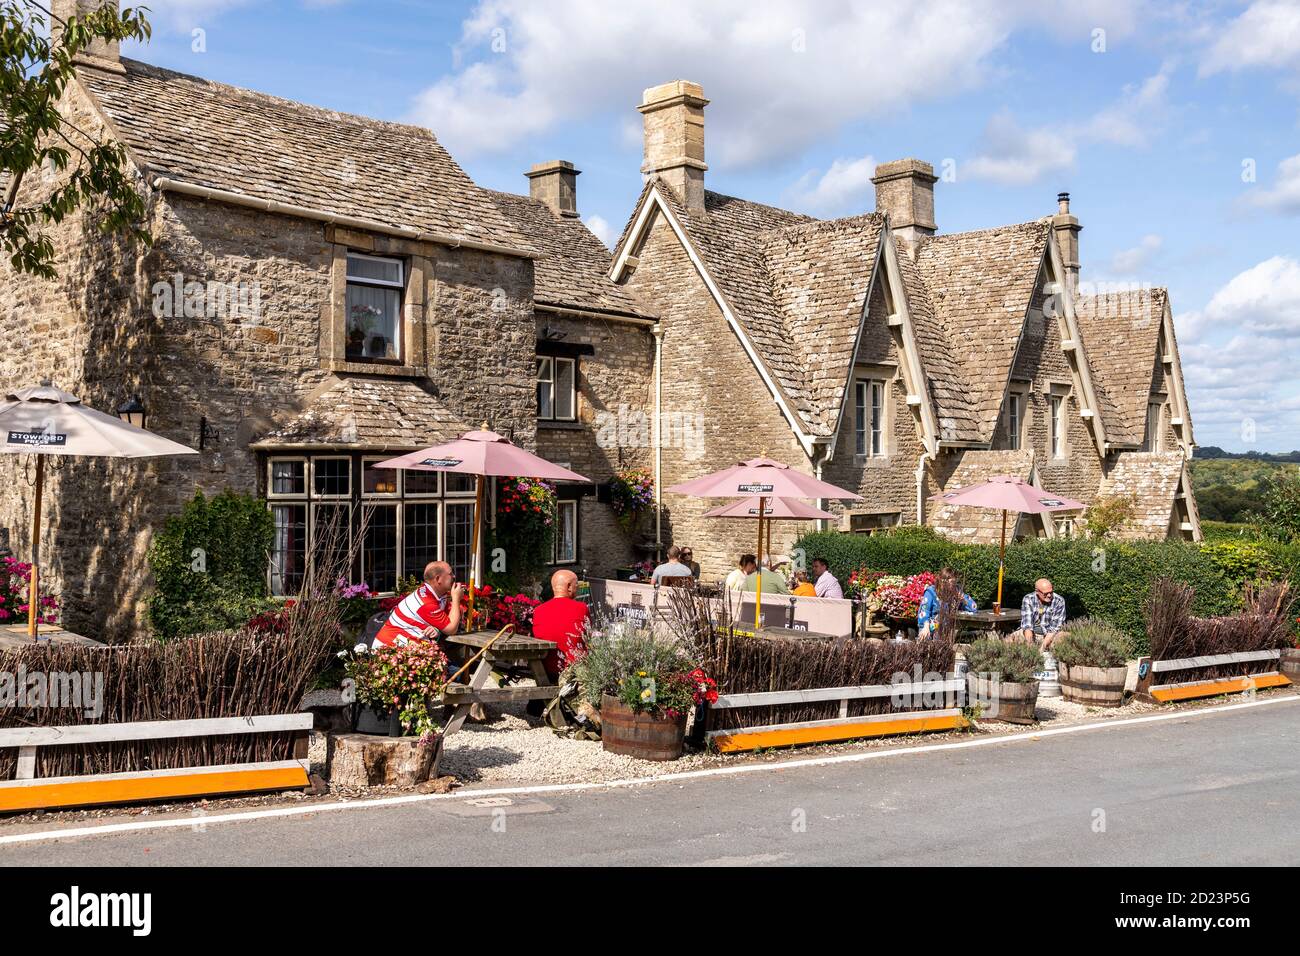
[{"xmin": 0, "ymin": 693, "xmax": 1294, "ymax": 848}]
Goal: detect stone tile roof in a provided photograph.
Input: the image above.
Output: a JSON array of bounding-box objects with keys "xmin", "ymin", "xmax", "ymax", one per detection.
[
  {"xmin": 892, "ymin": 239, "xmax": 981, "ymax": 444},
  {"xmin": 652, "ymin": 182, "xmax": 886, "ymax": 436},
  {"xmin": 928, "ymin": 450, "xmax": 1038, "ymax": 544},
  {"xmin": 255, "ymin": 377, "xmax": 468, "ymax": 450},
  {"xmin": 487, "ymin": 189, "xmax": 651, "ymax": 319},
  {"xmin": 1075, "ymin": 288, "xmax": 1167, "ymax": 446},
  {"xmin": 913, "ymin": 222, "xmax": 1051, "ymax": 443},
  {"xmin": 1097, "ymin": 451, "xmax": 1186, "ymax": 539},
  {"xmin": 77, "ymin": 58, "xmax": 533, "ymax": 252}
]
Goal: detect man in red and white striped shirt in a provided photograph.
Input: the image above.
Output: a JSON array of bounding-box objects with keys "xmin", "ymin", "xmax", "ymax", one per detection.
[{"xmin": 373, "ymin": 561, "xmax": 463, "ymax": 648}]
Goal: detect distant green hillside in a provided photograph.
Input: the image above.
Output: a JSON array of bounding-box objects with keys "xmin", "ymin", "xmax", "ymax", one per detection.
[{"xmin": 1190, "ymin": 456, "xmax": 1300, "ymax": 523}]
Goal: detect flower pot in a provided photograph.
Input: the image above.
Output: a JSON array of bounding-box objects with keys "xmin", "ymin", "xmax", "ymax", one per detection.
[
  {"xmin": 1281, "ymin": 648, "xmax": 1300, "ymax": 684},
  {"xmin": 967, "ymin": 673, "xmax": 1039, "ymax": 724},
  {"xmin": 599, "ymin": 694, "xmax": 686, "ymax": 761},
  {"xmin": 1058, "ymin": 661, "xmax": 1128, "ymax": 707},
  {"xmin": 388, "ymin": 710, "xmax": 404, "ymax": 737}
]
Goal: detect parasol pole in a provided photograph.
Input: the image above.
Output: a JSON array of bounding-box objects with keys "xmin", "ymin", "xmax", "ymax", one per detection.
[
  {"xmin": 27, "ymin": 455, "xmax": 44, "ymax": 641},
  {"xmin": 469, "ymin": 474, "xmax": 484, "ymax": 628},
  {"xmin": 995, "ymin": 508, "xmax": 1007, "ymax": 615},
  {"xmin": 754, "ymin": 496, "xmax": 766, "ymax": 631}
]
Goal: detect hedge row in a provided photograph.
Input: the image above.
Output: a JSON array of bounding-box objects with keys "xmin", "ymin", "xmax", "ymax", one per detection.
[{"xmin": 794, "ymin": 526, "xmax": 1300, "ymax": 655}]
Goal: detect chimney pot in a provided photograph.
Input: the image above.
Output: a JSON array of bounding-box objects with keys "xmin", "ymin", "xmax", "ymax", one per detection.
[
  {"xmin": 1057, "ymin": 191, "xmax": 1070, "ymax": 214},
  {"xmin": 525, "ymin": 160, "xmax": 580, "ymax": 218},
  {"xmin": 872, "ymin": 158, "xmax": 938, "ymax": 248},
  {"xmin": 639, "ymin": 80, "xmax": 708, "ymax": 215},
  {"xmin": 1051, "ymin": 191, "xmax": 1082, "ymax": 295}
]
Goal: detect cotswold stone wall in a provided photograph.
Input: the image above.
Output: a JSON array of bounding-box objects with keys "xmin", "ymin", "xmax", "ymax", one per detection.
[
  {"xmin": 0, "ymin": 81, "xmax": 537, "ymax": 639},
  {"xmin": 621, "ymin": 206, "xmax": 809, "ymax": 584},
  {"xmin": 533, "ymin": 310, "xmax": 654, "ymax": 578}
]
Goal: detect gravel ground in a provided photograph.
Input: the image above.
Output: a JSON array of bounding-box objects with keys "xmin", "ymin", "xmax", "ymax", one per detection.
[{"xmin": 0, "ymin": 686, "xmax": 1292, "ymax": 829}]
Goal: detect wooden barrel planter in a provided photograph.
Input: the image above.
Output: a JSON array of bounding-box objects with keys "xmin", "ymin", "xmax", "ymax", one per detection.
[
  {"xmin": 1058, "ymin": 663, "xmax": 1128, "ymax": 707},
  {"xmin": 967, "ymin": 673, "xmax": 1039, "ymax": 725},
  {"xmin": 600, "ymin": 694, "xmax": 687, "ymax": 761}
]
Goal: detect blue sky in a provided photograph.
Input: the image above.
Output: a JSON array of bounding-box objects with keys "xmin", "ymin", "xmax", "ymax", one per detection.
[{"xmin": 123, "ymin": 0, "xmax": 1300, "ymax": 452}]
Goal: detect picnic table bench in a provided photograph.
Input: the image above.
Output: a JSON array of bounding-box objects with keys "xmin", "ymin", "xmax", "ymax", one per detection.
[
  {"xmin": 440, "ymin": 630, "xmax": 564, "ymax": 736},
  {"xmin": 956, "ymin": 609, "xmax": 1023, "ymax": 637}
]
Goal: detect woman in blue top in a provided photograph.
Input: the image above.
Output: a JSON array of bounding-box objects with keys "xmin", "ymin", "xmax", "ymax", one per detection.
[{"xmin": 916, "ymin": 581, "xmax": 977, "ymax": 639}]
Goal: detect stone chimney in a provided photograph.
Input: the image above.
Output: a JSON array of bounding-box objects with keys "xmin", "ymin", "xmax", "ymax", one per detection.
[
  {"xmin": 639, "ymin": 80, "xmax": 708, "ymax": 215},
  {"xmin": 872, "ymin": 159, "xmax": 937, "ymax": 248},
  {"xmin": 525, "ymin": 161, "xmax": 580, "ymax": 218},
  {"xmin": 1052, "ymin": 192, "xmax": 1082, "ymax": 295},
  {"xmin": 52, "ymin": 0, "xmax": 124, "ymax": 72}
]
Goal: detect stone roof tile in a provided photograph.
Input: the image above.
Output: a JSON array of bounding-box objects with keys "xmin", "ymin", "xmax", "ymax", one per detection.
[
  {"xmin": 1097, "ymin": 451, "xmax": 1186, "ymax": 539},
  {"xmin": 1075, "ymin": 288, "xmax": 1167, "ymax": 446},
  {"xmin": 256, "ymin": 377, "xmax": 467, "ymax": 450}
]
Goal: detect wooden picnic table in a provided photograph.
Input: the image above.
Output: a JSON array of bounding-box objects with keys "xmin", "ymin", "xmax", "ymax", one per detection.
[
  {"xmin": 440, "ymin": 630, "xmax": 563, "ymax": 737},
  {"xmin": 956, "ymin": 609, "xmax": 1023, "ymax": 637}
]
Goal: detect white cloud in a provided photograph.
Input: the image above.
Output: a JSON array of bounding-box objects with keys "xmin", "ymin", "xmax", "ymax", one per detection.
[
  {"xmin": 141, "ymin": 0, "xmax": 253, "ymax": 30},
  {"xmin": 406, "ymin": 0, "xmax": 1120, "ymax": 167},
  {"xmin": 1242, "ymin": 153, "xmax": 1300, "ymax": 216},
  {"xmin": 584, "ymin": 214, "xmax": 616, "ymax": 249},
  {"xmin": 1201, "ymin": 0, "xmax": 1300, "ymax": 77},
  {"xmin": 964, "ymin": 62, "xmax": 1174, "ymax": 185},
  {"xmin": 783, "ymin": 154, "xmax": 877, "ymax": 215},
  {"xmin": 1108, "ymin": 234, "xmax": 1163, "ymax": 275},
  {"xmin": 1177, "ymin": 256, "xmax": 1300, "ymax": 449}
]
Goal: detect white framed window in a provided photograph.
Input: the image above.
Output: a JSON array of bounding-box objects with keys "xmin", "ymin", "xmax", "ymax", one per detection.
[
  {"xmin": 854, "ymin": 378, "xmax": 886, "ymax": 458},
  {"xmin": 1143, "ymin": 401, "xmax": 1164, "ymax": 452},
  {"xmin": 361, "ymin": 457, "xmax": 400, "ymax": 497},
  {"xmin": 267, "ymin": 457, "xmax": 307, "ymax": 498},
  {"xmin": 1006, "ymin": 392, "xmax": 1024, "ymax": 451},
  {"xmin": 1049, "ymin": 392, "xmax": 1067, "ymax": 459},
  {"xmin": 311, "ymin": 456, "xmax": 352, "ymax": 498},
  {"xmin": 553, "ymin": 499, "xmax": 578, "ymax": 564},
  {"xmin": 537, "ymin": 355, "xmax": 577, "ymax": 422},
  {"xmin": 345, "ymin": 252, "xmax": 404, "ymax": 363}
]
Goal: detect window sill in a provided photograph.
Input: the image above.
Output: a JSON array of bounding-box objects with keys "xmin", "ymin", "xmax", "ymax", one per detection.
[
  {"xmin": 854, "ymin": 455, "xmax": 891, "ymax": 467},
  {"xmin": 324, "ymin": 359, "xmax": 424, "ymax": 378},
  {"xmin": 538, "ymin": 419, "xmax": 584, "ymax": 430}
]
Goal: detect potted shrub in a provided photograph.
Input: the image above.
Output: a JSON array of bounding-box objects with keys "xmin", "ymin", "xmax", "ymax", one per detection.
[
  {"xmin": 565, "ymin": 619, "xmax": 716, "ymax": 761},
  {"xmin": 342, "ymin": 639, "xmax": 448, "ymax": 769},
  {"xmin": 965, "ymin": 637, "xmax": 1044, "ymax": 724},
  {"xmin": 1053, "ymin": 618, "xmax": 1132, "ymax": 707}
]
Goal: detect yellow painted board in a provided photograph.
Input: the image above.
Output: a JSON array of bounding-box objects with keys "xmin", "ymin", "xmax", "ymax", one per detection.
[
  {"xmin": 713, "ymin": 713, "xmax": 966, "ymax": 753},
  {"xmin": 1150, "ymin": 673, "xmax": 1291, "ymax": 703},
  {"xmin": 0, "ymin": 765, "xmax": 308, "ymax": 813}
]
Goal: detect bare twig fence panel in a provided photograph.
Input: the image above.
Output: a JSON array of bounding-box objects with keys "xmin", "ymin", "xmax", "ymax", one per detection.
[
  {"xmin": 0, "ymin": 714, "xmax": 312, "ymax": 813},
  {"xmin": 706, "ymin": 678, "xmax": 968, "ymax": 752},
  {"xmin": 1135, "ymin": 650, "xmax": 1292, "ymax": 704}
]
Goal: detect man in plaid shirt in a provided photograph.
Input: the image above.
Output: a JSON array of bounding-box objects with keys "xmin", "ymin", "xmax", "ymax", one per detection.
[{"xmin": 1019, "ymin": 578, "xmax": 1067, "ymax": 649}]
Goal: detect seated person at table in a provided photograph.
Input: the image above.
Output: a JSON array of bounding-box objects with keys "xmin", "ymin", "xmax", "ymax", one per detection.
[
  {"xmin": 1019, "ymin": 578, "xmax": 1067, "ymax": 650},
  {"xmin": 373, "ymin": 561, "xmax": 462, "ymax": 648},
  {"xmin": 742, "ymin": 559, "xmax": 789, "ymax": 595},
  {"xmin": 792, "ymin": 570, "xmax": 817, "ymax": 597},
  {"xmin": 917, "ymin": 580, "xmax": 977, "ymax": 639},
  {"xmin": 725, "ymin": 553, "xmax": 757, "ymax": 590},
  {"xmin": 651, "ymin": 546, "xmax": 694, "ymax": 584},
  {"xmin": 811, "ymin": 557, "xmax": 844, "ymax": 599},
  {"xmin": 679, "ymin": 547, "xmax": 701, "ymax": 579},
  {"xmin": 532, "ymin": 569, "xmax": 589, "ymax": 679}
]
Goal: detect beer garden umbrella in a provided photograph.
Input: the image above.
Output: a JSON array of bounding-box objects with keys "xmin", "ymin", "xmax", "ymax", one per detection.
[
  {"xmin": 0, "ymin": 383, "xmax": 198, "ymax": 639},
  {"xmin": 702, "ymin": 495, "xmax": 837, "ymax": 560},
  {"xmin": 668, "ymin": 457, "xmax": 861, "ymax": 626},
  {"xmin": 929, "ymin": 475, "xmax": 1085, "ymax": 613},
  {"xmin": 375, "ymin": 427, "xmax": 590, "ymax": 621}
]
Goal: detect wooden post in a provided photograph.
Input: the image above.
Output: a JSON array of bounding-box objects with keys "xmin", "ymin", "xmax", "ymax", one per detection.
[
  {"xmin": 994, "ymin": 508, "xmax": 1007, "ymax": 615},
  {"xmin": 754, "ymin": 497, "xmax": 766, "ymax": 630},
  {"xmin": 27, "ymin": 455, "xmax": 44, "ymax": 641},
  {"xmin": 469, "ymin": 474, "xmax": 484, "ymax": 626}
]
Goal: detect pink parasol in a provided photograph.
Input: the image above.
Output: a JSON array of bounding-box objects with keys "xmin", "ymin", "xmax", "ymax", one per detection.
[
  {"xmin": 670, "ymin": 457, "xmax": 860, "ymax": 628},
  {"xmin": 702, "ymin": 496, "xmax": 836, "ymax": 521},
  {"xmin": 375, "ymin": 428, "xmax": 590, "ymax": 619},
  {"xmin": 930, "ymin": 475, "xmax": 1085, "ymax": 613}
]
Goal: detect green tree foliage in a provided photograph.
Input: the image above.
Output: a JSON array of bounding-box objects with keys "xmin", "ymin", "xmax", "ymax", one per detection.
[
  {"xmin": 1256, "ymin": 468, "xmax": 1300, "ymax": 544},
  {"xmin": 147, "ymin": 490, "xmax": 275, "ymax": 641},
  {"xmin": 1, "ymin": 1, "xmax": 152, "ymax": 277}
]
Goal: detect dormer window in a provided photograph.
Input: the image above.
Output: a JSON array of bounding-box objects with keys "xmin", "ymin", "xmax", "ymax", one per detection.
[{"xmin": 345, "ymin": 252, "xmax": 403, "ymax": 362}]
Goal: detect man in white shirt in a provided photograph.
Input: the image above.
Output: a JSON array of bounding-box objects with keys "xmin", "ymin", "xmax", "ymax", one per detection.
[
  {"xmin": 811, "ymin": 557, "xmax": 844, "ymax": 599},
  {"xmin": 724, "ymin": 553, "xmax": 757, "ymax": 590},
  {"xmin": 651, "ymin": 546, "xmax": 694, "ymax": 584}
]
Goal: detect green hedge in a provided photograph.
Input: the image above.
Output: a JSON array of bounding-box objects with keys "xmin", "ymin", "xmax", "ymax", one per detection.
[{"xmin": 795, "ymin": 526, "xmax": 1296, "ymax": 655}]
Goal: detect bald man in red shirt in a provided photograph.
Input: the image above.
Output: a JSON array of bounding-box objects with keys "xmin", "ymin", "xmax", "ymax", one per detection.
[{"xmin": 532, "ymin": 569, "xmax": 589, "ymax": 679}]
